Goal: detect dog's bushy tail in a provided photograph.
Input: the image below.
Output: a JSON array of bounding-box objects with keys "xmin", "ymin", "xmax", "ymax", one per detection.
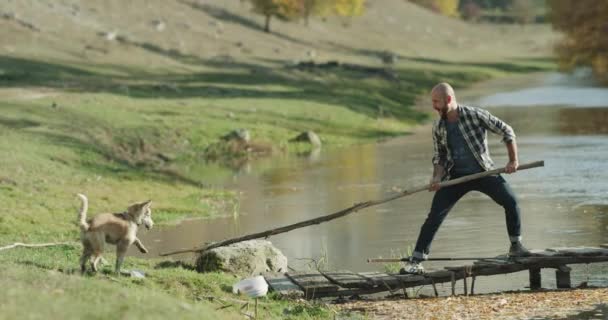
[{"xmin": 76, "ymin": 193, "xmax": 89, "ymax": 232}]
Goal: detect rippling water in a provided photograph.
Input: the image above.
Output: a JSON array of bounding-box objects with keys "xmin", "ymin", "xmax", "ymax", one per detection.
[{"xmin": 141, "ymin": 73, "xmax": 608, "ymax": 294}]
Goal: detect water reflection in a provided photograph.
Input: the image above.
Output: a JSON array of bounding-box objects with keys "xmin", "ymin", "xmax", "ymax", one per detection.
[{"xmin": 140, "ymin": 79, "xmax": 608, "ymax": 294}]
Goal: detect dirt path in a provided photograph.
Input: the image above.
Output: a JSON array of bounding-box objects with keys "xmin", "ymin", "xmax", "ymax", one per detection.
[{"xmin": 337, "ymin": 288, "xmax": 608, "ymax": 319}]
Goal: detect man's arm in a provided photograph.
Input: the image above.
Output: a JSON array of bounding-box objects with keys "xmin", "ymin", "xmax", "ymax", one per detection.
[
  {"xmin": 430, "ymin": 122, "xmax": 447, "ymax": 190},
  {"xmin": 476, "ymin": 108, "xmax": 516, "ymax": 144},
  {"xmin": 505, "ymin": 140, "xmax": 518, "ymax": 173},
  {"xmin": 476, "ymin": 108, "xmax": 519, "ymax": 172},
  {"xmin": 429, "ymin": 164, "xmax": 445, "ymax": 191}
]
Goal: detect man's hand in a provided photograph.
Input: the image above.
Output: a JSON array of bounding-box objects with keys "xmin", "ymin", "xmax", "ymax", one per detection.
[
  {"xmin": 505, "ymin": 160, "xmax": 519, "ymax": 174},
  {"xmin": 428, "ymin": 176, "xmax": 442, "ymax": 191}
]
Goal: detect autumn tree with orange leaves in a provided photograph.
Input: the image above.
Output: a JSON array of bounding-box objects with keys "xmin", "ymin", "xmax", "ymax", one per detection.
[
  {"xmin": 249, "ymin": 0, "xmax": 301, "ymax": 32},
  {"xmin": 548, "ymin": 0, "xmax": 608, "ymax": 84}
]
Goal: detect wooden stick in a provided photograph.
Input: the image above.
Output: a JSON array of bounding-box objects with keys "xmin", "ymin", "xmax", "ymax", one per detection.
[
  {"xmin": 368, "ymin": 257, "xmax": 498, "ymax": 263},
  {"xmin": 0, "ymin": 242, "xmax": 78, "ymax": 252},
  {"xmin": 160, "ymin": 160, "xmax": 544, "ymax": 256}
]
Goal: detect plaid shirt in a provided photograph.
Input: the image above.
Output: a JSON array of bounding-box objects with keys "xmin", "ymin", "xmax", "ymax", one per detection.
[{"xmin": 432, "ymin": 105, "xmax": 515, "ymax": 180}]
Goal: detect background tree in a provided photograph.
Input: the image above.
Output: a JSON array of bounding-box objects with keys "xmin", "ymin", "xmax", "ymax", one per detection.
[
  {"xmin": 249, "ymin": 0, "xmax": 302, "ymax": 32},
  {"xmin": 509, "ymin": 0, "xmax": 534, "ymax": 24},
  {"xmin": 333, "ymin": 0, "xmax": 366, "ymax": 17},
  {"xmin": 298, "ymin": 0, "xmax": 334, "ymax": 25},
  {"xmin": 460, "ymin": 0, "xmax": 482, "ymax": 21},
  {"xmin": 548, "ymin": 0, "xmax": 608, "ymax": 84},
  {"xmin": 434, "ymin": 0, "xmax": 459, "ymax": 17}
]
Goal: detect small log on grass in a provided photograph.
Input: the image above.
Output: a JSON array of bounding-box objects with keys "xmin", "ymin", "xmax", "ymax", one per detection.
[{"xmin": 0, "ymin": 242, "xmax": 78, "ymax": 252}]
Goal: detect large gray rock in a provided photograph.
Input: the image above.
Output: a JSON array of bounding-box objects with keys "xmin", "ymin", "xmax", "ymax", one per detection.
[{"xmin": 196, "ymin": 240, "xmax": 288, "ymax": 275}]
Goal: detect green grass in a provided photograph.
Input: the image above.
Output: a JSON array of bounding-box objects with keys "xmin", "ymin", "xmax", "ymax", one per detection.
[{"xmin": 0, "ymin": 245, "xmax": 337, "ymax": 320}]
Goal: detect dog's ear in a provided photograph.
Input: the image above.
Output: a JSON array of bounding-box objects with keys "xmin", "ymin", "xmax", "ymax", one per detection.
[{"xmin": 142, "ymin": 200, "xmax": 152, "ymax": 207}]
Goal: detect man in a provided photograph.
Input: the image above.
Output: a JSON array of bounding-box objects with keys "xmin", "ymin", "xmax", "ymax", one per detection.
[{"xmin": 402, "ymin": 82, "xmax": 530, "ymax": 275}]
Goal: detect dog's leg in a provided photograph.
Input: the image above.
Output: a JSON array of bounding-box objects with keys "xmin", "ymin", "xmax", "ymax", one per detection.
[
  {"xmin": 80, "ymin": 245, "xmax": 92, "ymax": 274},
  {"xmin": 88, "ymin": 232, "xmax": 104, "ymax": 273},
  {"xmin": 92, "ymin": 255, "xmax": 104, "ymax": 272},
  {"xmin": 115, "ymin": 241, "xmax": 129, "ymax": 274},
  {"xmin": 133, "ymin": 237, "xmax": 148, "ymax": 254}
]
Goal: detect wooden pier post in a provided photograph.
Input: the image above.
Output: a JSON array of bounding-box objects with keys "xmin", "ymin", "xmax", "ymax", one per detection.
[
  {"xmin": 529, "ymin": 267, "xmax": 541, "ymax": 290},
  {"xmin": 555, "ymin": 265, "xmax": 572, "ymax": 289},
  {"xmin": 471, "ymin": 276, "xmax": 476, "ymax": 295},
  {"xmin": 450, "ymin": 272, "xmax": 456, "ymax": 296}
]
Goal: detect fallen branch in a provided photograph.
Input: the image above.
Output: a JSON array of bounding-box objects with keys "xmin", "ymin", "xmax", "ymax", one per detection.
[
  {"xmin": 0, "ymin": 242, "xmax": 78, "ymax": 252},
  {"xmin": 160, "ymin": 160, "xmax": 544, "ymax": 256}
]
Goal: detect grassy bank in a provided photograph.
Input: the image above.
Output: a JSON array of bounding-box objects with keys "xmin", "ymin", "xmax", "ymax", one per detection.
[
  {"xmin": 0, "ymin": 245, "xmax": 337, "ymax": 320},
  {"xmin": 0, "ymin": 0, "xmax": 560, "ymax": 318}
]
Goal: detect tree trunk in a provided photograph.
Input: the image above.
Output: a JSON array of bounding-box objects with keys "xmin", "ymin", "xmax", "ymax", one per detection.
[{"xmin": 264, "ymin": 14, "xmax": 271, "ymax": 32}]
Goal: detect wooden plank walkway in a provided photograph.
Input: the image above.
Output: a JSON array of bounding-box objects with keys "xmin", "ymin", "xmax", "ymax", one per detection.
[{"xmin": 264, "ymin": 246, "xmax": 608, "ymax": 299}]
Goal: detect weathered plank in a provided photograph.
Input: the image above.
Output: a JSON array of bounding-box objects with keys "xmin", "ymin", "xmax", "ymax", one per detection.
[
  {"xmin": 357, "ymin": 271, "xmax": 401, "ymax": 289},
  {"xmin": 264, "ymin": 273, "xmax": 304, "ymax": 298},
  {"xmin": 286, "ymin": 271, "xmax": 339, "ymax": 299},
  {"xmin": 321, "ymin": 270, "xmax": 374, "ymax": 289},
  {"xmin": 547, "ymin": 247, "xmax": 608, "ymax": 256},
  {"xmin": 529, "ymin": 249, "xmax": 560, "ymax": 257},
  {"xmin": 394, "ymin": 274, "xmax": 428, "ymax": 286}
]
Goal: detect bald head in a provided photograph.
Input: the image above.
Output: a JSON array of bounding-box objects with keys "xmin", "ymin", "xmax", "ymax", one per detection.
[
  {"xmin": 431, "ymin": 82, "xmax": 457, "ymax": 119},
  {"xmin": 431, "ymin": 82, "xmax": 456, "ymax": 101}
]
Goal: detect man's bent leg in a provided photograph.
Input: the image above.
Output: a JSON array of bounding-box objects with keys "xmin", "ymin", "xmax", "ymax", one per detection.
[
  {"xmin": 412, "ymin": 184, "xmax": 468, "ymax": 260},
  {"xmin": 477, "ymin": 175, "xmax": 522, "ymax": 242}
]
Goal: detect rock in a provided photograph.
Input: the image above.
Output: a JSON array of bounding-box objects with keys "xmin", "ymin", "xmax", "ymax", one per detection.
[
  {"xmin": 379, "ymin": 50, "xmax": 397, "ymax": 65},
  {"xmin": 221, "ymin": 128, "xmax": 250, "ymax": 143},
  {"xmin": 290, "ymin": 130, "xmax": 321, "ymax": 148},
  {"xmin": 151, "ymin": 20, "xmax": 166, "ymax": 31},
  {"xmin": 196, "ymin": 240, "xmax": 288, "ymax": 275},
  {"xmin": 306, "ymin": 49, "xmax": 316, "ymax": 60},
  {"xmin": 103, "ymin": 31, "xmax": 117, "ymax": 41}
]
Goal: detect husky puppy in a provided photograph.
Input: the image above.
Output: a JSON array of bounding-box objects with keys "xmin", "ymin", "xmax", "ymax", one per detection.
[{"xmin": 76, "ymin": 194, "xmax": 153, "ymax": 274}]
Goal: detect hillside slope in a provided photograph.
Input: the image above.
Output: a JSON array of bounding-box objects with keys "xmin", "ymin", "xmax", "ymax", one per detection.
[{"xmin": 0, "ymin": 0, "xmax": 555, "ymax": 69}]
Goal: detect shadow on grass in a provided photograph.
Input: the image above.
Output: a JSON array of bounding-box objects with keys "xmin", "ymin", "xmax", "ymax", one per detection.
[
  {"xmin": 0, "ymin": 103, "xmax": 211, "ymax": 187},
  {"xmin": 320, "ymin": 42, "xmax": 556, "ymax": 74},
  {"xmin": 155, "ymin": 260, "xmax": 196, "ymax": 271},
  {"xmin": 406, "ymin": 56, "xmax": 552, "ymax": 73},
  {"xmin": 0, "ymin": 117, "xmax": 41, "ymax": 129},
  {"xmin": 0, "ymin": 54, "xmax": 434, "ymax": 124}
]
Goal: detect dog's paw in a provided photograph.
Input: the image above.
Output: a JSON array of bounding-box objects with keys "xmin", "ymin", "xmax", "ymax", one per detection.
[{"xmin": 140, "ymin": 248, "xmax": 149, "ymax": 254}]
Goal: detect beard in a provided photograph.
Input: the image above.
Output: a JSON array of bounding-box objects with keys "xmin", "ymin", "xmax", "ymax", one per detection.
[{"xmin": 439, "ymin": 105, "xmax": 448, "ymax": 120}]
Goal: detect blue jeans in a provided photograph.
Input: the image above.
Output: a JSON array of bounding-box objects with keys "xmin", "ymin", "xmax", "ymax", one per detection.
[{"xmin": 412, "ymin": 174, "xmax": 521, "ymax": 260}]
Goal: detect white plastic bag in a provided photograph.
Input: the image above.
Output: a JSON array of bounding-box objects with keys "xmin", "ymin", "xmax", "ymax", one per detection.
[{"xmin": 232, "ymin": 275, "xmax": 268, "ymax": 298}]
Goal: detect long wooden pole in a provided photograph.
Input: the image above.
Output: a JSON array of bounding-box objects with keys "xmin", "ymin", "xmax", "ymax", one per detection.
[
  {"xmin": 367, "ymin": 255, "xmax": 575, "ymax": 263},
  {"xmin": 160, "ymin": 160, "xmax": 544, "ymax": 256}
]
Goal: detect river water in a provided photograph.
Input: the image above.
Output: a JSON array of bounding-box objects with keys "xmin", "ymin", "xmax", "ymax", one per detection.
[{"xmin": 142, "ymin": 73, "xmax": 608, "ymax": 294}]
